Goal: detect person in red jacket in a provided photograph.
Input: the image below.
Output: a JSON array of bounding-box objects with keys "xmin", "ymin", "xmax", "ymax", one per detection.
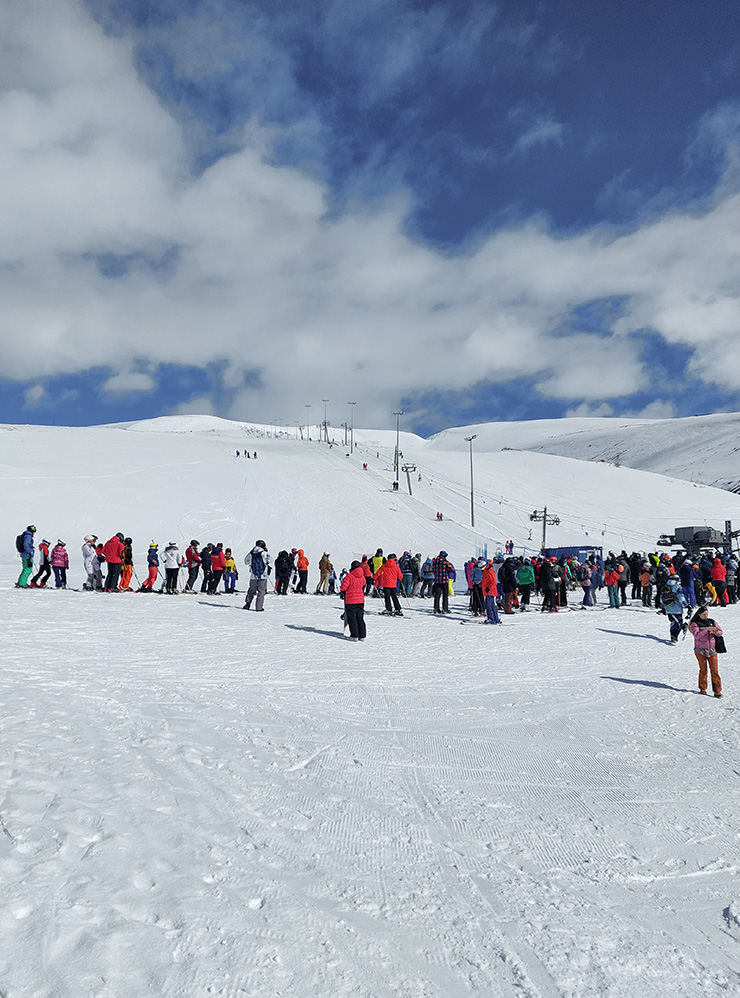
[
  {"xmin": 184, "ymin": 540, "xmax": 201, "ymax": 592},
  {"xmin": 209, "ymin": 543, "xmax": 226, "ymax": 594},
  {"xmin": 374, "ymin": 554, "xmax": 404, "ymax": 616},
  {"xmin": 340, "ymin": 560, "xmax": 367, "ymax": 640},
  {"xmin": 102, "ymin": 532, "xmax": 125, "ymax": 592},
  {"xmin": 710, "ymin": 557, "xmax": 728, "ymax": 606}
]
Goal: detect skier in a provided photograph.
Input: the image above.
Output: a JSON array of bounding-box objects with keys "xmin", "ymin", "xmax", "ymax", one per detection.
[
  {"xmin": 209, "ymin": 543, "xmax": 226, "ymax": 594},
  {"xmin": 295, "ymin": 549, "xmax": 309, "ymax": 593},
  {"xmin": 340, "ymin": 560, "xmax": 367, "ymax": 641},
  {"xmin": 688, "ymin": 605, "xmax": 723, "ymax": 697},
  {"xmin": 243, "ymin": 540, "xmax": 272, "ymax": 611},
  {"xmin": 184, "ymin": 540, "xmax": 201, "ymax": 592},
  {"xmin": 162, "ymin": 542, "xmax": 184, "ymax": 593},
  {"xmin": 660, "ymin": 571, "xmax": 688, "ymax": 643},
  {"xmin": 432, "ymin": 551, "xmax": 455, "ymax": 615},
  {"xmin": 120, "ymin": 537, "xmax": 134, "ymax": 591},
  {"xmin": 315, "ymin": 553, "xmax": 332, "ymax": 594},
  {"xmin": 374, "ymin": 553, "xmax": 404, "ymax": 616},
  {"xmin": 481, "ymin": 560, "xmax": 500, "ymax": 624},
  {"xmin": 516, "ymin": 558, "xmax": 535, "ymax": 610},
  {"xmin": 223, "ymin": 548, "xmax": 237, "ymax": 593},
  {"xmin": 419, "ymin": 556, "xmax": 434, "ymax": 598},
  {"xmin": 16, "ymin": 525, "xmax": 36, "ymax": 588},
  {"xmin": 274, "ymin": 550, "xmax": 292, "ymax": 595},
  {"xmin": 30, "ymin": 538, "xmax": 51, "ymax": 588},
  {"xmin": 200, "ymin": 544, "xmax": 214, "ymax": 593},
  {"xmin": 139, "ymin": 543, "xmax": 159, "ymax": 591},
  {"xmin": 50, "ymin": 540, "xmax": 69, "ymax": 588},
  {"xmin": 102, "ymin": 533, "xmax": 125, "ymax": 591},
  {"xmin": 81, "ymin": 536, "xmax": 100, "ymax": 590}
]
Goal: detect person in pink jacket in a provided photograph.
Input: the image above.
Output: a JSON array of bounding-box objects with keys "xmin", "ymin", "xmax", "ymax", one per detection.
[
  {"xmin": 50, "ymin": 540, "xmax": 69, "ymax": 588},
  {"xmin": 340, "ymin": 560, "xmax": 367, "ymax": 641},
  {"xmin": 688, "ymin": 605, "xmax": 723, "ymax": 697}
]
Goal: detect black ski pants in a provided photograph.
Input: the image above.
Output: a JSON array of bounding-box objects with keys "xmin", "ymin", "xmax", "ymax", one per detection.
[
  {"xmin": 433, "ymin": 582, "xmax": 449, "ymax": 613},
  {"xmin": 383, "ymin": 587, "xmax": 402, "ymax": 613},
  {"xmin": 344, "ymin": 602, "xmax": 366, "ymax": 639}
]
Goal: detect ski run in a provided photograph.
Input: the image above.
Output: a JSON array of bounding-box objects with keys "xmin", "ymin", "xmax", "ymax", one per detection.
[{"xmin": 2, "ymin": 414, "xmax": 740, "ymax": 997}]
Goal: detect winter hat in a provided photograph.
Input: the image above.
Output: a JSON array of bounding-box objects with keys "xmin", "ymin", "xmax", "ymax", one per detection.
[
  {"xmin": 256, "ymin": 540, "xmax": 266, "ymax": 548},
  {"xmin": 41, "ymin": 539, "xmax": 49, "ymax": 545},
  {"xmin": 350, "ymin": 560, "xmax": 361, "ymax": 570},
  {"xmin": 477, "ymin": 559, "xmax": 486, "ymax": 568},
  {"xmin": 439, "ymin": 550, "xmax": 447, "ymax": 557},
  {"xmin": 124, "ymin": 537, "xmax": 132, "ymax": 545},
  {"xmin": 190, "ymin": 540, "xmax": 199, "ymax": 546},
  {"xmin": 149, "ymin": 541, "xmax": 158, "ymax": 548},
  {"xmin": 116, "ymin": 532, "xmax": 124, "ymax": 541},
  {"xmin": 57, "ymin": 539, "xmax": 66, "ymax": 546},
  {"xmin": 84, "ymin": 535, "xmax": 96, "ymax": 543},
  {"xmin": 27, "ymin": 525, "xmax": 36, "ymax": 532}
]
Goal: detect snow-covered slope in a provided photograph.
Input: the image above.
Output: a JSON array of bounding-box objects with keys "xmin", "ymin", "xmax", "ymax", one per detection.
[
  {"xmin": 428, "ymin": 411, "xmax": 740, "ymax": 493},
  {"xmin": 3, "ymin": 416, "xmax": 740, "ymax": 576},
  {"xmin": 3, "ymin": 414, "xmax": 740, "ymax": 997}
]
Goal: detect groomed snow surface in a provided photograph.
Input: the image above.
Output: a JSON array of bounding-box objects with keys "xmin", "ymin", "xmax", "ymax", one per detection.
[{"xmin": 2, "ymin": 416, "xmax": 740, "ymax": 996}]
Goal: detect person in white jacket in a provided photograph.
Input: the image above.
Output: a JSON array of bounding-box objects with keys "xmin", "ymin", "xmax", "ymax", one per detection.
[
  {"xmin": 243, "ymin": 540, "xmax": 272, "ymax": 611},
  {"xmin": 163, "ymin": 542, "xmax": 184, "ymax": 594},
  {"xmin": 81, "ymin": 535, "xmax": 101, "ymax": 591}
]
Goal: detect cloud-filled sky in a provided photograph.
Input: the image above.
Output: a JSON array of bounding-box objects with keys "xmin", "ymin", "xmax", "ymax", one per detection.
[{"xmin": 1, "ymin": 0, "xmax": 739, "ymax": 434}]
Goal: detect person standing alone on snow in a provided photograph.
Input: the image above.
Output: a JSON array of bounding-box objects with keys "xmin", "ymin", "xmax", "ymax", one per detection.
[
  {"xmin": 243, "ymin": 540, "xmax": 271, "ymax": 611},
  {"xmin": 688, "ymin": 605, "xmax": 723, "ymax": 697}
]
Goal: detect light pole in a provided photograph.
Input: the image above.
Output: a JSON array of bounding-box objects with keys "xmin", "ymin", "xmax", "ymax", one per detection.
[
  {"xmin": 348, "ymin": 401, "xmax": 356, "ymax": 454},
  {"xmin": 393, "ymin": 410, "xmax": 405, "ymax": 482},
  {"xmin": 464, "ymin": 434, "xmax": 477, "ymax": 528},
  {"xmin": 305, "ymin": 405, "xmax": 311, "ymax": 441},
  {"xmin": 322, "ymin": 399, "xmax": 329, "ymax": 444},
  {"xmin": 294, "ymin": 420, "xmax": 301, "ymax": 440}
]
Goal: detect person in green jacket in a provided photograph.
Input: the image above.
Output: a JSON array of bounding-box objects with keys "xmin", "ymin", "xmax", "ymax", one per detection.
[{"xmin": 516, "ymin": 558, "xmax": 535, "ymax": 610}]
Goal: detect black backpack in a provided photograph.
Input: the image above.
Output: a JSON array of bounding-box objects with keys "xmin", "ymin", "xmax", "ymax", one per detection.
[
  {"xmin": 575, "ymin": 565, "xmax": 587, "ymax": 582},
  {"xmin": 15, "ymin": 533, "xmax": 25, "ymax": 554}
]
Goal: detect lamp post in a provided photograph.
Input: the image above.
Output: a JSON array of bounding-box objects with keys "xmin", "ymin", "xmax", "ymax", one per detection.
[
  {"xmin": 322, "ymin": 399, "xmax": 329, "ymax": 443},
  {"xmin": 305, "ymin": 405, "xmax": 311, "ymax": 441},
  {"xmin": 464, "ymin": 434, "xmax": 477, "ymax": 528},
  {"xmin": 348, "ymin": 401, "xmax": 356, "ymax": 454},
  {"xmin": 393, "ymin": 410, "xmax": 405, "ymax": 482}
]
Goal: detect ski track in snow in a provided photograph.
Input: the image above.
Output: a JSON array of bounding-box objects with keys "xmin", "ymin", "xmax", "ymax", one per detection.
[{"xmin": 1, "ymin": 587, "xmax": 740, "ymax": 997}]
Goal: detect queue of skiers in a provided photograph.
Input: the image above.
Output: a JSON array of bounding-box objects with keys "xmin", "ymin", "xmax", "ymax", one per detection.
[{"xmin": 12, "ymin": 525, "xmax": 732, "ymax": 694}]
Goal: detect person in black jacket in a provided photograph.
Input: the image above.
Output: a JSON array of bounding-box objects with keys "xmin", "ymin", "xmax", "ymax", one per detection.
[
  {"xmin": 274, "ymin": 550, "xmax": 292, "ymax": 595},
  {"xmin": 200, "ymin": 544, "xmax": 213, "ymax": 593},
  {"xmin": 499, "ymin": 558, "xmax": 517, "ymax": 614}
]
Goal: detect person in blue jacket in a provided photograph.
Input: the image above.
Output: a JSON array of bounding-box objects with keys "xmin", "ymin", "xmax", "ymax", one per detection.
[
  {"xmin": 16, "ymin": 525, "xmax": 36, "ymax": 588},
  {"xmin": 660, "ymin": 572, "xmax": 688, "ymax": 643}
]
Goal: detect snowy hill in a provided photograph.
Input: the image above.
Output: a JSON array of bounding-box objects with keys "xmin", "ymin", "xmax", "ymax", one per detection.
[
  {"xmin": 429, "ymin": 411, "xmax": 740, "ymax": 493},
  {"xmin": 3, "ymin": 415, "xmax": 740, "ymax": 576},
  {"xmin": 4, "ymin": 414, "xmax": 740, "ymax": 996}
]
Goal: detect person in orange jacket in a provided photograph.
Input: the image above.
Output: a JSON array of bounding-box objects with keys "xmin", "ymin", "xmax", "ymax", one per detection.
[
  {"xmin": 295, "ymin": 549, "xmax": 309, "ymax": 593},
  {"xmin": 374, "ymin": 553, "xmax": 404, "ymax": 616}
]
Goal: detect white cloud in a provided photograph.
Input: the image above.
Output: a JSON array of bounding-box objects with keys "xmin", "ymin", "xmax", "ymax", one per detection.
[
  {"xmin": 513, "ymin": 117, "xmax": 565, "ymax": 154},
  {"xmin": 100, "ymin": 372, "xmax": 157, "ymax": 397},
  {"xmin": 0, "ymin": 1, "xmax": 739, "ymax": 430},
  {"xmin": 169, "ymin": 394, "xmax": 217, "ymax": 416},
  {"xmin": 24, "ymin": 384, "xmax": 46, "ymax": 407}
]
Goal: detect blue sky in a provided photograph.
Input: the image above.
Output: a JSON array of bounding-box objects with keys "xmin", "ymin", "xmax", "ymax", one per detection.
[{"xmin": 1, "ymin": 0, "xmax": 739, "ymax": 433}]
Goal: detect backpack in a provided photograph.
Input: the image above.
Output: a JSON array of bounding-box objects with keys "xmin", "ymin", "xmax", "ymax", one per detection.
[
  {"xmin": 15, "ymin": 533, "xmax": 25, "ymax": 554},
  {"xmin": 575, "ymin": 565, "xmax": 587, "ymax": 583},
  {"xmin": 251, "ymin": 549, "xmax": 265, "ymax": 578}
]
